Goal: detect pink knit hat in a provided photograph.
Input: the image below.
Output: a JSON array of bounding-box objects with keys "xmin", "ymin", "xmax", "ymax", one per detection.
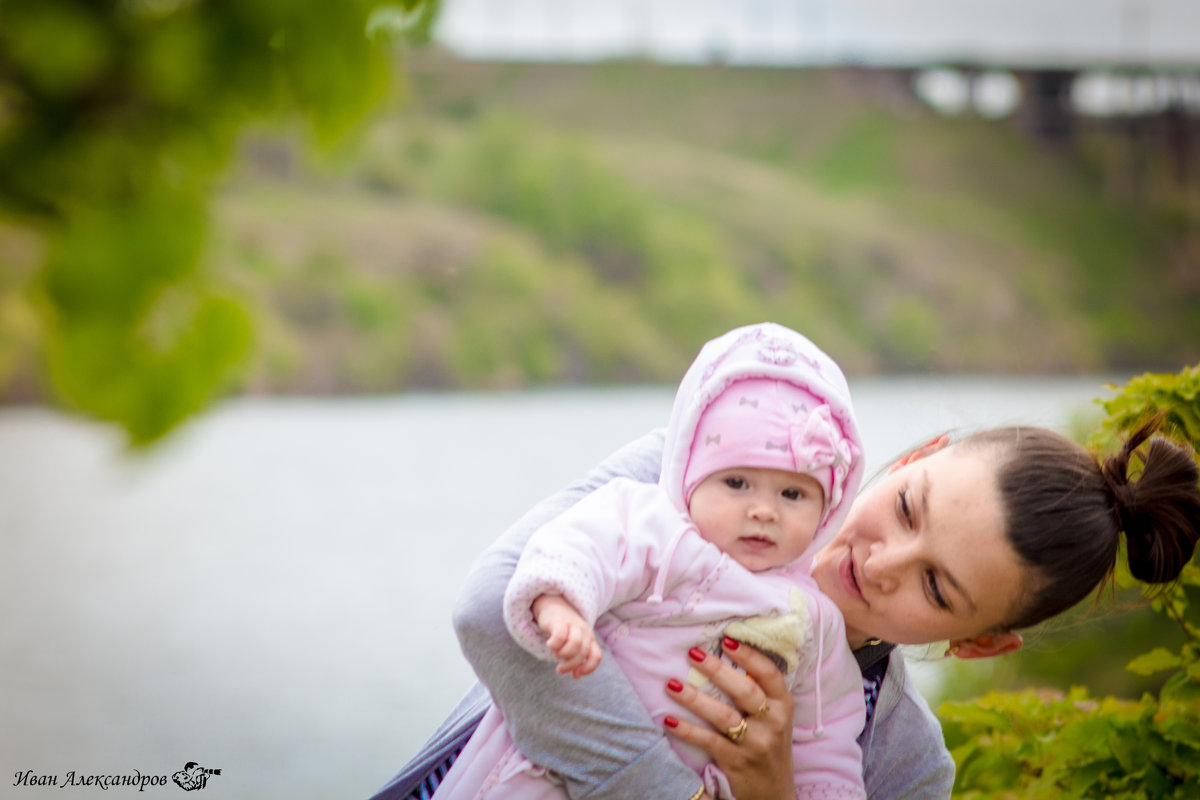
[{"xmin": 683, "ymin": 377, "xmax": 858, "ymax": 519}]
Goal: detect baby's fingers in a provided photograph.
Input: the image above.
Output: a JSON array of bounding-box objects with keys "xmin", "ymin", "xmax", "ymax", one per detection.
[
  {"xmin": 555, "ymin": 643, "xmax": 588, "ymax": 675},
  {"xmin": 550, "ymin": 626, "xmax": 582, "ymax": 658},
  {"xmin": 570, "ymin": 640, "xmax": 604, "ymax": 678},
  {"xmin": 553, "ymin": 630, "xmax": 602, "ymax": 678},
  {"xmin": 544, "ymin": 626, "xmax": 566, "ymax": 653}
]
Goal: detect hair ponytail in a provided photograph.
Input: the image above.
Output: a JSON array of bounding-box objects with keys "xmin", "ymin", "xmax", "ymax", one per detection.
[
  {"xmin": 1101, "ymin": 421, "xmax": 1200, "ymax": 585},
  {"xmin": 959, "ymin": 419, "xmax": 1200, "ymax": 632}
]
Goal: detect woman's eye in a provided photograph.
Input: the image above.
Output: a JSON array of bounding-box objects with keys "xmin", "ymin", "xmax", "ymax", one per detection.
[
  {"xmin": 925, "ymin": 570, "xmax": 949, "ymax": 610},
  {"xmin": 898, "ymin": 488, "xmax": 913, "ymax": 526}
]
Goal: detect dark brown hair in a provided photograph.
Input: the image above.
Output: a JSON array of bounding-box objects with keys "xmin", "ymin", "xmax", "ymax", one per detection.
[{"xmin": 957, "ymin": 420, "xmax": 1200, "ymax": 632}]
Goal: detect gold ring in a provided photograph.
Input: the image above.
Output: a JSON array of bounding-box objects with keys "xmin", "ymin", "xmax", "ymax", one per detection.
[
  {"xmin": 726, "ymin": 717, "xmax": 748, "ymax": 743},
  {"xmin": 752, "ymin": 700, "xmax": 770, "ymax": 717}
]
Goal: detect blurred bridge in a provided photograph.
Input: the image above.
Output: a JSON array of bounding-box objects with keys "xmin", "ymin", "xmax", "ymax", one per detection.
[{"xmin": 432, "ymin": 0, "xmax": 1200, "ymax": 185}]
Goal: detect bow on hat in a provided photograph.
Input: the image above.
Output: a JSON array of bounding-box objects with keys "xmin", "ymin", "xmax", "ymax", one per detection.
[{"xmin": 790, "ymin": 405, "xmax": 858, "ymax": 517}]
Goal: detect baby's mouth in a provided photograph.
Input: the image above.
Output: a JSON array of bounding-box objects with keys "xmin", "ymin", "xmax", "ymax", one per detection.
[{"xmin": 739, "ymin": 535, "xmax": 775, "ymax": 551}]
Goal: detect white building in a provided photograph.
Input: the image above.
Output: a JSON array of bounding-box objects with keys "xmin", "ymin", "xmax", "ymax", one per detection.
[
  {"xmin": 434, "ymin": 0, "xmax": 1200, "ymax": 68},
  {"xmin": 431, "ymin": 0, "xmax": 1200, "ymax": 117}
]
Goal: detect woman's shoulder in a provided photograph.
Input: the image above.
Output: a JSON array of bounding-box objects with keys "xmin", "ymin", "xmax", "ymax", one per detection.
[
  {"xmin": 862, "ymin": 651, "xmax": 954, "ymax": 799},
  {"xmin": 876, "ymin": 651, "xmax": 937, "ymax": 719}
]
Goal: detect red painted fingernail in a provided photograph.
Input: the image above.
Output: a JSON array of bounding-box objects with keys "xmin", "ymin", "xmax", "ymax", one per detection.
[
  {"xmin": 667, "ymin": 678, "xmax": 684, "ymax": 693},
  {"xmin": 723, "ymin": 637, "xmax": 740, "ymax": 651},
  {"xmin": 688, "ymin": 647, "xmax": 706, "ymax": 662},
  {"xmin": 664, "ymin": 716, "xmax": 680, "ymax": 729}
]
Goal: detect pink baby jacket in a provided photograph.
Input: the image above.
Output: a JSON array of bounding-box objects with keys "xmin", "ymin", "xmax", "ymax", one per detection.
[{"xmin": 435, "ymin": 323, "xmax": 868, "ymax": 800}]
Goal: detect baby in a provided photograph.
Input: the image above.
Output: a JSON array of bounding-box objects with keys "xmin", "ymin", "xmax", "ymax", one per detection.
[{"xmin": 435, "ymin": 322, "xmax": 868, "ymax": 800}]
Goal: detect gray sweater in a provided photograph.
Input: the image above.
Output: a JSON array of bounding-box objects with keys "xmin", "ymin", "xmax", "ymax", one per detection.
[{"xmin": 373, "ymin": 431, "xmax": 954, "ymax": 800}]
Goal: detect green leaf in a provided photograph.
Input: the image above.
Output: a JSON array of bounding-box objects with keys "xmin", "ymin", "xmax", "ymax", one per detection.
[
  {"xmin": 1107, "ymin": 725, "xmax": 1149, "ymax": 775},
  {"xmin": 1129, "ymin": 648, "xmax": 1184, "ymax": 676},
  {"xmin": 366, "ymin": 4, "xmax": 423, "ymax": 41},
  {"xmin": 1063, "ymin": 757, "xmax": 1119, "ymax": 795},
  {"xmin": 1158, "ymin": 715, "xmax": 1200, "ymax": 750}
]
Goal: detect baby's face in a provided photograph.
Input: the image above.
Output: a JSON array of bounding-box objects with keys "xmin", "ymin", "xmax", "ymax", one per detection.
[{"xmin": 688, "ymin": 467, "xmax": 824, "ymax": 572}]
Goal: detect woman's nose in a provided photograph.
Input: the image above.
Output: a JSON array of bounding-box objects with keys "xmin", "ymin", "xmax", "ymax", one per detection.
[{"xmin": 862, "ymin": 541, "xmax": 903, "ymax": 593}]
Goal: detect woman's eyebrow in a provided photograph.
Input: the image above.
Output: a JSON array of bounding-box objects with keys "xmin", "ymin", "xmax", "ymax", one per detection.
[
  {"xmin": 942, "ymin": 565, "xmax": 977, "ymax": 614},
  {"xmin": 918, "ymin": 471, "xmax": 930, "ymax": 519},
  {"xmin": 921, "ymin": 471, "xmax": 978, "ymax": 614}
]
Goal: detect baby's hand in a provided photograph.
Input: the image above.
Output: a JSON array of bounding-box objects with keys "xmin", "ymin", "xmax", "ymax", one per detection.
[{"xmin": 531, "ymin": 594, "xmax": 603, "ymax": 678}]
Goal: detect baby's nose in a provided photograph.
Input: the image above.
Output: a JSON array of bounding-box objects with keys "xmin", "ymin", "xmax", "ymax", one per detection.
[{"xmin": 748, "ymin": 498, "xmax": 778, "ymax": 521}]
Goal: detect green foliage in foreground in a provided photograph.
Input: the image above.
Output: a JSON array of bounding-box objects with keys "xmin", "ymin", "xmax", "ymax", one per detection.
[
  {"xmin": 0, "ymin": 0, "xmax": 437, "ymax": 444},
  {"xmin": 940, "ymin": 364, "xmax": 1200, "ymax": 798}
]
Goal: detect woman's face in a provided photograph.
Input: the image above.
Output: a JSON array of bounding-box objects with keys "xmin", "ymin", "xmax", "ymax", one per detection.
[{"xmin": 810, "ymin": 444, "xmax": 1027, "ymax": 649}]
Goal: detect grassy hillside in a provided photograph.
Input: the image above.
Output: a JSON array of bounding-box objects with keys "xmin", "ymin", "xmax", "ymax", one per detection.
[{"xmin": 10, "ymin": 54, "xmax": 1197, "ymax": 400}]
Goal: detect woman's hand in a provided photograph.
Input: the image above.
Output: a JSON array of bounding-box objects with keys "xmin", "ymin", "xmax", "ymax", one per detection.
[{"xmin": 664, "ymin": 637, "xmax": 796, "ymax": 800}]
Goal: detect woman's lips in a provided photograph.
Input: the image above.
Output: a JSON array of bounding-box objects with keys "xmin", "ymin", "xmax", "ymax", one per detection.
[{"xmin": 839, "ymin": 551, "xmax": 865, "ymax": 602}]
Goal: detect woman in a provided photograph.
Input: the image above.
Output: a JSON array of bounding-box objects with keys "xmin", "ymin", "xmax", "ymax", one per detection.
[{"xmin": 371, "ymin": 418, "xmax": 1200, "ymax": 800}]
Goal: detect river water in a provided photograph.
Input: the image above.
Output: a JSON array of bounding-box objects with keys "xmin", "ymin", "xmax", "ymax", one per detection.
[{"xmin": 0, "ymin": 377, "xmax": 1116, "ymax": 799}]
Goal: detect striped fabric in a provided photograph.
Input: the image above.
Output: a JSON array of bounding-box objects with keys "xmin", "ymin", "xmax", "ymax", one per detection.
[
  {"xmin": 857, "ymin": 654, "xmax": 888, "ymax": 747},
  {"xmin": 408, "ymin": 744, "xmax": 463, "ymax": 800}
]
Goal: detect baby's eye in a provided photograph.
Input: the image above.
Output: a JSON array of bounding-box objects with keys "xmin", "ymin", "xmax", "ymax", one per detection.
[
  {"xmin": 782, "ymin": 487, "xmax": 803, "ymax": 500},
  {"xmin": 724, "ymin": 476, "xmax": 747, "ymax": 489}
]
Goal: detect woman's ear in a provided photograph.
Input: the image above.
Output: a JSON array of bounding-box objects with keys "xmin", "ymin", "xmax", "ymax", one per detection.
[
  {"xmin": 949, "ymin": 632, "xmax": 1023, "ymax": 660},
  {"xmin": 889, "ymin": 435, "xmax": 951, "ymax": 474}
]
